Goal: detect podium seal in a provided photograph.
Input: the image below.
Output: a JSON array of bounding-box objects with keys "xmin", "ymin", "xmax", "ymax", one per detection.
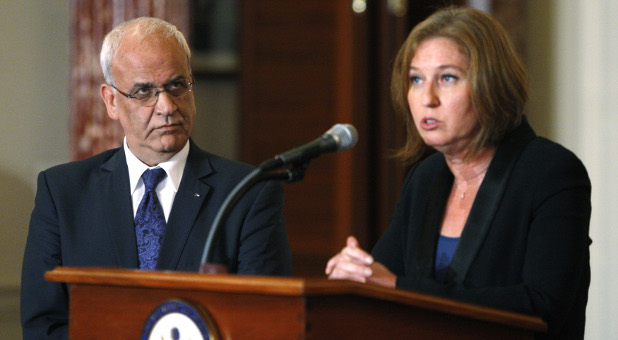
[{"xmin": 141, "ymin": 300, "xmax": 219, "ymax": 340}]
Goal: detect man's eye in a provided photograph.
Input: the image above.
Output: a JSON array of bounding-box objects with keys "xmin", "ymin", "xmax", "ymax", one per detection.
[
  {"xmin": 132, "ymin": 87, "xmax": 153, "ymax": 99},
  {"xmin": 167, "ymin": 80, "xmax": 187, "ymax": 91}
]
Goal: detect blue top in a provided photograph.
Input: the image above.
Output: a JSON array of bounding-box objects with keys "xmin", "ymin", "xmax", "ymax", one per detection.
[{"xmin": 434, "ymin": 235, "xmax": 460, "ymax": 282}]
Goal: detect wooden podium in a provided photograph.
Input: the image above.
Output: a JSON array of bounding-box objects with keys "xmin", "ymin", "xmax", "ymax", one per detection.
[{"xmin": 46, "ymin": 267, "xmax": 546, "ymax": 339}]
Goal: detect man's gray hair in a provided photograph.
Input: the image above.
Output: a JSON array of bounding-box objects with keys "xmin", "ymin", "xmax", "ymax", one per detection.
[{"xmin": 100, "ymin": 17, "xmax": 191, "ymax": 85}]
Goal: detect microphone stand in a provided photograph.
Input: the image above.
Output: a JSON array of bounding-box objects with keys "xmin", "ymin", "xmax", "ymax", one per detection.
[{"xmin": 199, "ymin": 162, "xmax": 308, "ymax": 274}]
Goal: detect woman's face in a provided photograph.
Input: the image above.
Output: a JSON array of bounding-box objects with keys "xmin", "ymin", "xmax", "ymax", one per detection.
[{"xmin": 407, "ymin": 37, "xmax": 479, "ymax": 157}]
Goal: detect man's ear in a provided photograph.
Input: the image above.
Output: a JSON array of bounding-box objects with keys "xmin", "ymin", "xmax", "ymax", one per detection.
[{"xmin": 100, "ymin": 84, "xmax": 119, "ymax": 120}]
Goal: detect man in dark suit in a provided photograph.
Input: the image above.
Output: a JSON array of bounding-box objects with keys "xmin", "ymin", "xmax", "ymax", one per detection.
[{"xmin": 21, "ymin": 17, "xmax": 292, "ymax": 339}]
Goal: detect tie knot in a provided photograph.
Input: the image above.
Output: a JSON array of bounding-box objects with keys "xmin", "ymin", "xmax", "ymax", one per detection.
[{"xmin": 141, "ymin": 168, "xmax": 167, "ymax": 192}]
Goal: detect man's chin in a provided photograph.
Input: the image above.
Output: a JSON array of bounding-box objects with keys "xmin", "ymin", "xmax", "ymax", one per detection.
[{"xmin": 157, "ymin": 135, "xmax": 189, "ymax": 153}]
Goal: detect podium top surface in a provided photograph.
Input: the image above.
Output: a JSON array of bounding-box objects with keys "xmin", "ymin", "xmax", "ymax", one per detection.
[{"xmin": 46, "ymin": 266, "xmax": 546, "ymax": 332}]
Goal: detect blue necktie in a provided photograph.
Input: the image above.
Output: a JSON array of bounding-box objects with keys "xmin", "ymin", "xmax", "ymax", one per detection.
[{"xmin": 135, "ymin": 168, "xmax": 167, "ymax": 270}]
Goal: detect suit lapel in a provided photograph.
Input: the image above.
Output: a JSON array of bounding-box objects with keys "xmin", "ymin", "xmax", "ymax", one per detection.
[
  {"xmin": 156, "ymin": 143, "xmax": 213, "ymax": 270},
  {"xmin": 416, "ymin": 160, "xmax": 453, "ymax": 279},
  {"xmin": 100, "ymin": 148, "xmax": 139, "ymax": 268},
  {"xmin": 449, "ymin": 119, "xmax": 536, "ymax": 283}
]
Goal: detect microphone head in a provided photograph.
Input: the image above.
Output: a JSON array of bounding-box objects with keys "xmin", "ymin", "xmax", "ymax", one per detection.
[{"xmin": 327, "ymin": 124, "xmax": 358, "ymax": 151}]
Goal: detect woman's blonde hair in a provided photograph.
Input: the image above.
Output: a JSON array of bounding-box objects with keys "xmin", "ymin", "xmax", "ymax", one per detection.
[{"xmin": 391, "ymin": 6, "xmax": 528, "ymax": 164}]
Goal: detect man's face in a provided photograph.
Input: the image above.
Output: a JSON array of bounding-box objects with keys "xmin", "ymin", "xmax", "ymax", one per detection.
[{"xmin": 101, "ymin": 34, "xmax": 196, "ymax": 166}]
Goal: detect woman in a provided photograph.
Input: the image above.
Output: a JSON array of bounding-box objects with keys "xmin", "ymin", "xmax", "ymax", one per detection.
[{"xmin": 325, "ymin": 6, "xmax": 591, "ymax": 339}]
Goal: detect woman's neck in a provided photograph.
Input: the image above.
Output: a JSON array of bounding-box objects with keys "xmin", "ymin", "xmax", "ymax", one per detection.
[{"xmin": 445, "ymin": 146, "xmax": 496, "ymax": 184}]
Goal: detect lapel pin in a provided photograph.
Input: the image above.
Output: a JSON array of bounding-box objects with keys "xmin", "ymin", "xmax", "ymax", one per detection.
[{"xmin": 193, "ymin": 193, "xmax": 201, "ymax": 198}]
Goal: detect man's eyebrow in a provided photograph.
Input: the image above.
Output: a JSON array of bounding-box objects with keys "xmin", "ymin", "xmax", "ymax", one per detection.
[
  {"xmin": 130, "ymin": 75, "xmax": 188, "ymax": 89},
  {"xmin": 168, "ymin": 75, "xmax": 190, "ymax": 83},
  {"xmin": 130, "ymin": 81, "xmax": 155, "ymax": 90}
]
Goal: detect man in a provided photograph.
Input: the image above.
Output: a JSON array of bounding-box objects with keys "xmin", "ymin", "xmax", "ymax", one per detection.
[{"xmin": 21, "ymin": 17, "xmax": 292, "ymax": 338}]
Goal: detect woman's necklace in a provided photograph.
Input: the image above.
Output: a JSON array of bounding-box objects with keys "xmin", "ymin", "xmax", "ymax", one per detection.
[
  {"xmin": 454, "ymin": 170, "xmax": 487, "ymax": 200},
  {"xmin": 448, "ymin": 147, "xmax": 495, "ymax": 201}
]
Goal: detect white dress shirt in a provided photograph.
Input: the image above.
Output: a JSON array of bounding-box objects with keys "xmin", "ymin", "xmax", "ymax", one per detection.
[{"xmin": 124, "ymin": 138, "xmax": 190, "ymax": 222}]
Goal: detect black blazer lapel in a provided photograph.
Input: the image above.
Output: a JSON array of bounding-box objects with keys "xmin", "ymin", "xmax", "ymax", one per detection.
[
  {"xmin": 100, "ymin": 148, "xmax": 139, "ymax": 268},
  {"xmin": 449, "ymin": 119, "xmax": 536, "ymax": 283},
  {"xmin": 417, "ymin": 159, "xmax": 452, "ymax": 278},
  {"xmin": 156, "ymin": 143, "xmax": 213, "ymax": 270}
]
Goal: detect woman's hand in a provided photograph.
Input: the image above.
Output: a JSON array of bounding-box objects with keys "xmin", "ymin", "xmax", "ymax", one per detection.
[{"xmin": 325, "ymin": 236, "xmax": 396, "ymax": 288}]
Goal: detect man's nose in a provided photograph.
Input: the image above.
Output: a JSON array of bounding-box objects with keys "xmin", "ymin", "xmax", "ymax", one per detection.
[{"xmin": 154, "ymin": 91, "xmax": 177, "ymax": 116}]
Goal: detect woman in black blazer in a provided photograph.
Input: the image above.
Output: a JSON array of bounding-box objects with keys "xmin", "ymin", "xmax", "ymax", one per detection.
[{"xmin": 325, "ymin": 7, "xmax": 591, "ymax": 339}]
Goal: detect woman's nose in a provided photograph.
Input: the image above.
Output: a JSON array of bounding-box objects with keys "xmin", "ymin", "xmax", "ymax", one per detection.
[{"xmin": 422, "ymin": 82, "xmax": 439, "ymax": 107}]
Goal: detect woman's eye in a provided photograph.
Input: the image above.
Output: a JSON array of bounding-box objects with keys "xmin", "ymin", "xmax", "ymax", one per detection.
[
  {"xmin": 441, "ymin": 74, "xmax": 458, "ymax": 82},
  {"xmin": 409, "ymin": 75, "xmax": 422, "ymax": 84}
]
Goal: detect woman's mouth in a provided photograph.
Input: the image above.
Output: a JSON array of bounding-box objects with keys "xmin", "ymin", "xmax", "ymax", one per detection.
[{"xmin": 420, "ymin": 118, "xmax": 440, "ymax": 130}]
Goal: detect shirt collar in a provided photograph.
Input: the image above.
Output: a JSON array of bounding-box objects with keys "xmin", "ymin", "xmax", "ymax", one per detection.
[{"xmin": 124, "ymin": 138, "xmax": 190, "ymax": 194}]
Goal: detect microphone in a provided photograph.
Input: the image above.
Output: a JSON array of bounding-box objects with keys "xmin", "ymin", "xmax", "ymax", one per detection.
[
  {"xmin": 259, "ymin": 124, "xmax": 358, "ymax": 171},
  {"xmin": 200, "ymin": 123, "xmax": 357, "ymax": 272}
]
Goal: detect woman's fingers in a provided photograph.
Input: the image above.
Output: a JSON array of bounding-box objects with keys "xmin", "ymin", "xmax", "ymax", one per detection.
[
  {"xmin": 341, "ymin": 245, "xmax": 373, "ymax": 265},
  {"xmin": 325, "ymin": 253, "xmax": 342, "ymax": 275},
  {"xmin": 325, "ymin": 235, "xmax": 372, "ymax": 277},
  {"xmin": 328, "ymin": 260, "xmax": 372, "ymax": 282}
]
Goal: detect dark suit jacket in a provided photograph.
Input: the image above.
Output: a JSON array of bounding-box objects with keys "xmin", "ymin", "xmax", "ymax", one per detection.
[
  {"xmin": 372, "ymin": 119, "xmax": 591, "ymax": 339},
  {"xmin": 21, "ymin": 141, "xmax": 292, "ymax": 339}
]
